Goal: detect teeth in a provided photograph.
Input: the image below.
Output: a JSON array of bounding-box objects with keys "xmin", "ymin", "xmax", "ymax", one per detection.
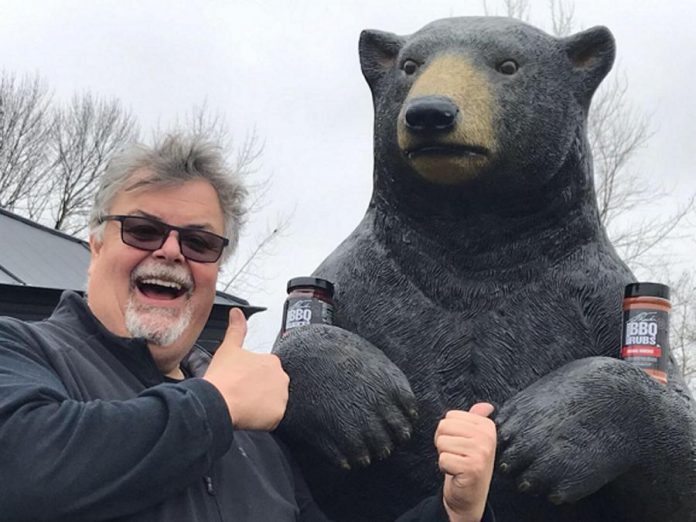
[{"xmin": 140, "ymin": 278, "xmax": 184, "ymax": 291}]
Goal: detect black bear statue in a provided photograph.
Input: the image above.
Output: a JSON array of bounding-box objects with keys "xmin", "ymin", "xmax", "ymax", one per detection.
[{"xmin": 273, "ymin": 16, "xmax": 696, "ymax": 522}]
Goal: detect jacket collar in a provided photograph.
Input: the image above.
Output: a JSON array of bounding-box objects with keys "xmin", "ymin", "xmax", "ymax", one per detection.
[
  {"xmin": 52, "ymin": 291, "xmax": 164, "ymax": 386},
  {"xmin": 52, "ymin": 291, "xmax": 212, "ymax": 383}
]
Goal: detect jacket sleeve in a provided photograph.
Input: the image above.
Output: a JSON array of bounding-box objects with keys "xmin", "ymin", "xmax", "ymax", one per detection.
[
  {"xmin": 292, "ymin": 477, "xmax": 496, "ymax": 522},
  {"xmin": 0, "ymin": 328, "xmax": 234, "ymax": 522},
  {"xmin": 395, "ymin": 493, "xmax": 496, "ymax": 522},
  {"xmin": 273, "ymin": 438, "xmax": 332, "ymax": 522},
  {"xmin": 284, "ymin": 438, "xmax": 495, "ymax": 522}
]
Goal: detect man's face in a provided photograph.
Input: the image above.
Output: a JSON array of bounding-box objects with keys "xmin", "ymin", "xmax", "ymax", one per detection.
[{"xmin": 87, "ymin": 172, "xmax": 226, "ymax": 375}]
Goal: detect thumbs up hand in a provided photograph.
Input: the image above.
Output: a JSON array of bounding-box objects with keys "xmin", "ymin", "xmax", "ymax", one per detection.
[
  {"xmin": 203, "ymin": 308, "xmax": 289, "ymax": 431},
  {"xmin": 435, "ymin": 403, "xmax": 497, "ymax": 522}
]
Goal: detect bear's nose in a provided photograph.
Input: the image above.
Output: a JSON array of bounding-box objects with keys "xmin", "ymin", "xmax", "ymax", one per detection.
[{"xmin": 404, "ymin": 96, "xmax": 459, "ymax": 133}]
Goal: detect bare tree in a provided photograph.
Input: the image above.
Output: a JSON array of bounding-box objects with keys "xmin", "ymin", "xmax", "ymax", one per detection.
[
  {"xmin": 544, "ymin": 1, "xmax": 696, "ymax": 389},
  {"xmin": 481, "ymin": 0, "xmax": 696, "ymax": 391},
  {"xmin": 0, "ymin": 72, "xmax": 53, "ymax": 213},
  {"xmin": 548, "ymin": 0, "xmax": 575, "ymax": 37},
  {"xmin": 669, "ymin": 271, "xmax": 696, "ymax": 392},
  {"xmin": 0, "ymin": 77, "xmax": 285, "ymax": 294},
  {"xmin": 45, "ymin": 93, "xmax": 139, "ymax": 235},
  {"xmin": 482, "ymin": 0, "xmax": 530, "ymax": 19},
  {"xmin": 162, "ymin": 103, "xmax": 290, "ymax": 295},
  {"xmin": 0, "ymin": 72, "xmax": 139, "ymax": 235},
  {"xmin": 493, "ymin": 0, "xmax": 696, "ymax": 272},
  {"xmin": 220, "ymin": 218, "xmax": 290, "ymax": 293},
  {"xmin": 589, "ymin": 72, "xmax": 695, "ymax": 273}
]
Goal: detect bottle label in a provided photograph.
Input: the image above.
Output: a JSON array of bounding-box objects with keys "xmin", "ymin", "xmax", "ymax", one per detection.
[
  {"xmin": 620, "ymin": 308, "xmax": 669, "ymax": 384},
  {"xmin": 282, "ymin": 297, "xmax": 334, "ymax": 334}
]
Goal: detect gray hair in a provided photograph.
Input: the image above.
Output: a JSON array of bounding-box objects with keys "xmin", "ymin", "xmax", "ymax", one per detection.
[{"xmin": 89, "ymin": 133, "xmax": 247, "ymax": 262}]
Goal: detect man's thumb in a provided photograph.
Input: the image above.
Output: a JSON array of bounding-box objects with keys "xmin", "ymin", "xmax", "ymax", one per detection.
[
  {"xmin": 469, "ymin": 402, "xmax": 495, "ymax": 418},
  {"xmin": 225, "ymin": 307, "xmax": 248, "ymax": 348}
]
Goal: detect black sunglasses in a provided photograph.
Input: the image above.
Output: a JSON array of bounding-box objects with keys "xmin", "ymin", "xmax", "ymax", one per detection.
[{"xmin": 99, "ymin": 215, "xmax": 229, "ymax": 263}]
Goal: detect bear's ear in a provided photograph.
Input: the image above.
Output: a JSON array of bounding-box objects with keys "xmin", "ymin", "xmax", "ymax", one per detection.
[
  {"xmin": 561, "ymin": 26, "xmax": 616, "ymax": 104},
  {"xmin": 359, "ymin": 29, "xmax": 404, "ymax": 88}
]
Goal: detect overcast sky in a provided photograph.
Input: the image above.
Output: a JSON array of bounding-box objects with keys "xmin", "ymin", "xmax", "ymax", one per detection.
[{"xmin": 1, "ymin": 0, "xmax": 694, "ymax": 350}]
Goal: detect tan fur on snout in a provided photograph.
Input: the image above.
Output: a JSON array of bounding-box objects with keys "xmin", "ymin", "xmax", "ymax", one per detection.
[{"xmin": 398, "ymin": 54, "xmax": 497, "ymax": 185}]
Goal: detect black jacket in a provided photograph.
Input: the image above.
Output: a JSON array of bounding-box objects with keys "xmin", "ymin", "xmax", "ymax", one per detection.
[{"xmin": 0, "ymin": 292, "xmax": 491, "ymax": 522}]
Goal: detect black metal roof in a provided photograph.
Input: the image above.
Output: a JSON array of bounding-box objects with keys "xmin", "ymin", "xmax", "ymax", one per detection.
[
  {"xmin": 0, "ymin": 207, "xmax": 91, "ymax": 289},
  {"xmin": 0, "ymin": 207, "xmax": 264, "ymax": 316}
]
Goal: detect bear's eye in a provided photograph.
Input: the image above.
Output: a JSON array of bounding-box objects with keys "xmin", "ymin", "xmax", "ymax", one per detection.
[
  {"xmin": 401, "ymin": 59, "xmax": 419, "ymax": 75},
  {"xmin": 497, "ymin": 60, "xmax": 519, "ymax": 75}
]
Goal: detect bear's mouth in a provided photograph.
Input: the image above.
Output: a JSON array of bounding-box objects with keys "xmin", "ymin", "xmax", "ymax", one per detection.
[{"xmin": 404, "ymin": 144, "xmax": 489, "ymax": 159}]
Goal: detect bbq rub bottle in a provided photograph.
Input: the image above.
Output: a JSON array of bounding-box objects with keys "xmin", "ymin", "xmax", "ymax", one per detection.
[
  {"xmin": 620, "ymin": 282, "xmax": 671, "ymax": 385},
  {"xmin": 280, "ymin": 277, "xmax": 335, "ymax": 336}
]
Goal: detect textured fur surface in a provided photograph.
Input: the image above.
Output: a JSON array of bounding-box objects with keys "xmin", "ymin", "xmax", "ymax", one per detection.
[{"xmin": 274, "ymin": 16, "xmax": 696, "ymax": 522}]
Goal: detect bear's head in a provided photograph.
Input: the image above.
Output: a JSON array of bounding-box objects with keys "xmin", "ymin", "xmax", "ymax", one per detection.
[{"xmin": 360, "ymin": 17, "xmax": 615, "ymax": 216}]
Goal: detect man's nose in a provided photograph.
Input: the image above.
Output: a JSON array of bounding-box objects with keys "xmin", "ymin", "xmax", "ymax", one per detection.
[{"xmin": 154, "ymin": 231, "xmax": 185, "ymax": 262}]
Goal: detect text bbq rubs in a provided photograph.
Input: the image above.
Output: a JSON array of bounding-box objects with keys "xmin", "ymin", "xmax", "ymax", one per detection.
[{"xmin": 620, "ymin": 282, "xmax": 671, "ymax": 385}]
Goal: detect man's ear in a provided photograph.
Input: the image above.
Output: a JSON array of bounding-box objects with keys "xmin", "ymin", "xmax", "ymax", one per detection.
[
  {"xmin": 359, "ymin": 29, "xmax": 404, "ymax": 89},
  {"xmin": 89, "ymin": 233, "xmax": 103, "ymax": 256}
]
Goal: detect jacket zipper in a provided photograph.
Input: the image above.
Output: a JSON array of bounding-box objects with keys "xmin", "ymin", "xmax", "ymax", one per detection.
[
  {"xmin": 203, "ymin": 475, "xmax": 225, "ymax": 522},
  {"xmin": 204, "ymin": 475, "xmax": 215, "ymax": 495}
]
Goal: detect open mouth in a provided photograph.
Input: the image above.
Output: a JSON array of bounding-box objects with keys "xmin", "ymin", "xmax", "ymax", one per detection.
[
  {"xmin": 404, "ymin": 144, "xmax": 489, "ymax": 159},
  {"xmin": 136, "ymin": 277, "xmax": 190, "ymax": 300}
]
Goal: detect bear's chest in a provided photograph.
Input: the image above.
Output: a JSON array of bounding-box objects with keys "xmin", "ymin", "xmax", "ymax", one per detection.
[{"xmin": 335, "ymin": 270, "xmax": 613, "ymax": 407}]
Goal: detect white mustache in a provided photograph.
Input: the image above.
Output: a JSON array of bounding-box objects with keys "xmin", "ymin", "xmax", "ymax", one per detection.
[{"xmin": 130, "ymin": 261, "xmax": 194, "ymax": 291}]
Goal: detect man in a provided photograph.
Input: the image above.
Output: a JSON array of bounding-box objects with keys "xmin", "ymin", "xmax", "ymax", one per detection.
[{"xmin": 0, "ymin": 134, "xmax": 496, "ymax": 521}]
